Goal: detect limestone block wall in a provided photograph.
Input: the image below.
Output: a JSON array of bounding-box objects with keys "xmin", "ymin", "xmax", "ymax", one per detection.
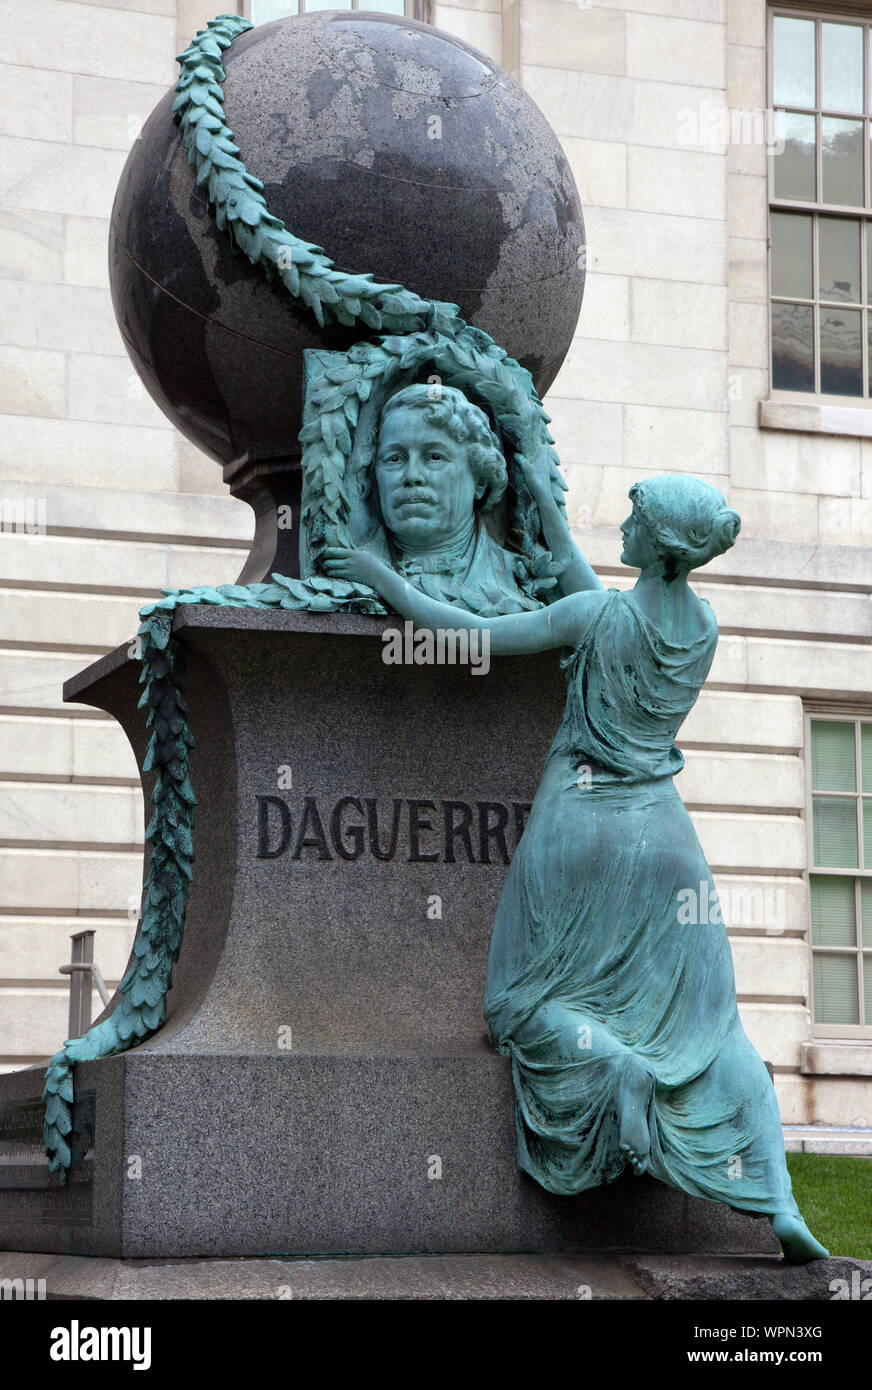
[
  {"xmin": 433, "ymin": 0, "xmax": 502, "ymax": 59},
  {"xmin": 0, "ymin": 0, "xmax": 252, "ymax": 1072}
]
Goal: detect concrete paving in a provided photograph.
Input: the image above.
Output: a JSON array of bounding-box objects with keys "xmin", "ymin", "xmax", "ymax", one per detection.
[
  {"xmin": 783, "ymin": 1126, "xmax": 872, "ymax": 1156},
  {"xmin": 1, "ymin": 1249, "xmax": 871, "ymax": 1300}
]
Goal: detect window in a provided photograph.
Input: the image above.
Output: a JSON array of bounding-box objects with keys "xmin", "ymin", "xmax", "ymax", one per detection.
[
  {"xmin": 768, "ymin": 9, "xmax": 872, "ymax": 400},
  {"xmin": 246, "ymin": 0, "xmax": 411, "ymax": 20},
  {"xmin": 806, "ymin": 714, "xmax": 872, "ymax": 1036}
]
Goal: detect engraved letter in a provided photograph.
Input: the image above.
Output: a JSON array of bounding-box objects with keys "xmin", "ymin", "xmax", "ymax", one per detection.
[
  {"xmin": 443, "ymin": 801, "xmax": 475, "ymax": 863},
  {"xmin": 292, "ymin": 796, "xmax": 333, "ymax": 860},
  {"xmin": 478, "ymin": 801, "xmax": 510, "ymax": 864},
  {"xmin": 331, "ymin": 797, "xmax": 366, "ymax": 861},
  {"xmin": 257, "ymin": 795, "xmax": 291, "ymax": 858},
  {"xmin": 408, "ymin": 800, "xmax": 440, "ymax": 862}
]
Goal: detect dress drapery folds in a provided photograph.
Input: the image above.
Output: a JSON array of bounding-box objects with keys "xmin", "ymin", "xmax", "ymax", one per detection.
[{"xmin": 484, "ymin": 588, "xmax": 801, "ymax": 1222}]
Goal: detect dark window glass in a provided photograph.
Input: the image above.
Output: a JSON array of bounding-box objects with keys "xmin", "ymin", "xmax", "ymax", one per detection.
[
  {"xmin": 820, "ymin": 306, "xmax": 863, "ymax": 394},
  {"xmin": 771, "ymin": 302, "xmax": 815, "ymax": 391}
]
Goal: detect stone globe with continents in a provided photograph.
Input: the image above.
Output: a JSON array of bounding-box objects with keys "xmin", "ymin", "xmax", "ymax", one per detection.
[{"xmin": 108, "ymin": 9, "xmax": 585, "ymax": 494}]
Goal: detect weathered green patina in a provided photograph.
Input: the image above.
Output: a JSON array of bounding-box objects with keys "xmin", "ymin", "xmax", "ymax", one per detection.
[
  {"xmin": 301, "ymin": 338, "xmax": 568, "ymax": 612},
  {"xmin": 42, "ymin": 615, "xmax": 192, "ymax": 1177},
  {"xmin": 321, "ymin": 469, "xmax": 830, "ymax": 1262}
]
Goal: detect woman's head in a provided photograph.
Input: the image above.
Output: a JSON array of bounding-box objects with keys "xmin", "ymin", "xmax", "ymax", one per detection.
[{"xmin": 622, "ymin": 475, "xmax": 741, "ymax": 572}]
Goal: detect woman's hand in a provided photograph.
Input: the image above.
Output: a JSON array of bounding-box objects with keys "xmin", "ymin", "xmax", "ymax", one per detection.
[
  {"xmin": 321, "ymin": 546, "xmax": 386, "ymax": 590},
  {"xmin": 515, "ymin": 446, "xmax": 553, "ymax": 503},
  {"xmin": 516, "ymin": 442, "xmax": 603, "ymax": 596}
]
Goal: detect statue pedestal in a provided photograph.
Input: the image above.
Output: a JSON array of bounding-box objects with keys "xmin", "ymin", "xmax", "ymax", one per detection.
[{"xmin": 0, "ymin": 610, "xmax": 777, "ymax": 1258}]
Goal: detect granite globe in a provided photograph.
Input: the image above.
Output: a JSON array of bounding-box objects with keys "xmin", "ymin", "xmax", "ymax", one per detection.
[{"xmin": 109, "ymin": 10, "xmax": 585, "ymax": 489}]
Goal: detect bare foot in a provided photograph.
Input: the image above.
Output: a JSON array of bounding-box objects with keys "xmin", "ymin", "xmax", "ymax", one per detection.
[
  {"xmin": 772, "ymin": 1212, "xmax": 829, "ymax": 1263},
  {"xmin": 619, "ymin": 1064, "xmax": 653, "ymax": 1176},
  {"xmin": 620, "ymin": 1142, "xmax": 649, "ymax": 1175}
]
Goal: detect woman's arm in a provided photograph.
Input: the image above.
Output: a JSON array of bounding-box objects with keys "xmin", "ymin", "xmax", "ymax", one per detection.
[
  {"xmin": 517, "ymin": 449, "xmax": 603, "ymax": 597},
  {"xmin": 321, "ymin": 548, "xmax": 605, "ymax": 657}
]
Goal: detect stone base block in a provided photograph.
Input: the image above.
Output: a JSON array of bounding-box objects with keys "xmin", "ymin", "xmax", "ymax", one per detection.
[{"xmin": 0, "ymin": 1053, "xmax": 778, "ymax": 1259}]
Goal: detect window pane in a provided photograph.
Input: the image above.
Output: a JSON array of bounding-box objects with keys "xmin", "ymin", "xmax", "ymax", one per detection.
[
  {"xmin": 773, "ymin": 112, "xmax": 816, "ymax": 201},
  {"xmin": 812, "ymin": 719, "xmax": 857, "ymax": 791},
  {"xmin": 250, "ymin": 0, "xmax": 299, "ymax": 17},
  {"xmin": 863, "ymin": 880, "xmax": 872, "ymax": 947},
  {"xmin": 865, "ymin": 954, "xmax": 872, "ymax": 1024},
  {"xmin": 814, "ymin": 953, "xmax": 860, "ymax": 1023},
  {"xmin": 773, "ymin": 16, "xmax": 816, "ymax": 108},
  {"xmin": 862, "ymin": 723, "xmax": 872, "ymax": 792},
  {"xmin": 813, "ymin": 796, "xmax": 859, "ymax": 866},
  {"xmin": 822, "ymin": 118, "xmax": 864, "ymax": 206},
  {"xmin": 810, "ymin": 874, "xmax": 856, "ymax": 945},
  {"xmin": 819, "ymin": 218, "xmax": 861, "ymax": 302},
  {"xmin": 820, "ymin": 307, "xmax": 862, "ymax": 395},
  {"xmin": 865, "ymin": 801, "xmax": 872, "ymax": 868},
  {"xmin": 772, "ymin": 302, "xmax": 815, "ymax": 391},
  {"xmin": 306, "ymin": 0, "xmax": 351, "ymax": 7},
  {"xmin": 822, "ymin": 23, "xmax": 864, "ymax": 115},
  {"xmin": 369, "ymin": 0, "xmax": 406, "ymax": 11},
  {"xmin": 771, "ymin": 212, "xmax": 813, "ymax": 298}
]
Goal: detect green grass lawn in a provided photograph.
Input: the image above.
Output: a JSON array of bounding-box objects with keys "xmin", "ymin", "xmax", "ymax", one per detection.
[{"xmin": 786, "ymin": 1153, "xmax": 872, "ymax": 1258}]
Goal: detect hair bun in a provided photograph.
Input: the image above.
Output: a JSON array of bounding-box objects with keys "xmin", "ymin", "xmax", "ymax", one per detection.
[{"xmin": 714, "ymin": 508, "xmax": 741, "ymax": 554}]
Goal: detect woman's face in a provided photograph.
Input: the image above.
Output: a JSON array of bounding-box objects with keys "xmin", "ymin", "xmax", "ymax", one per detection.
[{"xmin": 620, "ymin": 507, "xmax": 660, "ymax": 569}]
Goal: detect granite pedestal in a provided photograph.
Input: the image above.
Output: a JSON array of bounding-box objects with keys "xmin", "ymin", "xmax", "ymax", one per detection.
[{"xmin": 0, "ymin": 610, "xmax": 778, "ymax": 1258}]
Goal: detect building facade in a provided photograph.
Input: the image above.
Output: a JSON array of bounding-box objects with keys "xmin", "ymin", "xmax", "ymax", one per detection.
[{"xmin": 0, "ymin": 0, "xmax": 870, "ymax": 1129}]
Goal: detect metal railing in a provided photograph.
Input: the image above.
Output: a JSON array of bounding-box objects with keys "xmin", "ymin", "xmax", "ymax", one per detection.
[{"xmin": 59, "ymin": 930, "xmax": 110, "ymax": 1039}]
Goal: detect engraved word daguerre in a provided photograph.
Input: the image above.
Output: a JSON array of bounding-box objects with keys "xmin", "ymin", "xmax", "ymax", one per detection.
[{"xmin": 255, "ymin": 795, "xmax": 532, "ymax": 864}]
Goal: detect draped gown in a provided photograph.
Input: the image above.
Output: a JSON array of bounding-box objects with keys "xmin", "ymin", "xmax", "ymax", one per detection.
[{"xmin": 483, "ymin": 587, "xmax": 802, "ymax": 1220}]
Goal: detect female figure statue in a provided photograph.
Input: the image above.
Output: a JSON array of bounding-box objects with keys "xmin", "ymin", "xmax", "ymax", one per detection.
[{"xmin": 324, "ymin": 452, "xmax": 827, "ymax": 1262}]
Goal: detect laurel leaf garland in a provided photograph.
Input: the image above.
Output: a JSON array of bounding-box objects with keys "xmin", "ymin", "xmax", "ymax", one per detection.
[
  {"xmin": 42, "ymin": 618, "xmax": 195, "ymax": 1182},
  {"xmin": 171, "ymin": 15, "xmax": 462, "ymax": 339}
]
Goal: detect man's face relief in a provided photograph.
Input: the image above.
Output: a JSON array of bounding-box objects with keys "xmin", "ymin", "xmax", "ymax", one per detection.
[{"xmin": 374, "ymin": 405, "xmax": 484, "ymax": 549}]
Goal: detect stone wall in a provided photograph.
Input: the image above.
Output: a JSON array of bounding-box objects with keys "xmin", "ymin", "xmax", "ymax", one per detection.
[{"xmin": 0, "ymin": 0, "xmax": 251, "ymax": 1073}]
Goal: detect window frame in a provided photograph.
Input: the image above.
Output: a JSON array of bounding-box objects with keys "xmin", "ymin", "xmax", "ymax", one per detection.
[
  {"xmin": 767, "ymin": 5, "xmax": 872, "ymax": 406},
  {"xmin": 804, "ymin": 707, "xmax": 872, "ymax": 1039},
  {"xmin": 242, "ymin": 0, "xmax": 428, "ymax": 21}
]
